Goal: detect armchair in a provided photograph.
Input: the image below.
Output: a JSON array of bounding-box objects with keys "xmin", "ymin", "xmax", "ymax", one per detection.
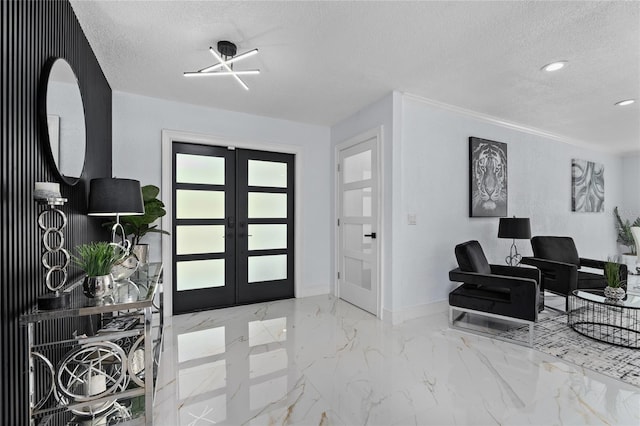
[
  {"xmin": 449, "ymin": 240, "xmax": 541, "ymax": 345},
  {"xmin": 521, "ymin": 236, "xmax": 628, "ymax": 309}
]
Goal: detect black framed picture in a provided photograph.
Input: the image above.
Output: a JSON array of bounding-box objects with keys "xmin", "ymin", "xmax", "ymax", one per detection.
[{"xmin": 469, "ymin": 137, "xmax": 507, "ymax": 217}]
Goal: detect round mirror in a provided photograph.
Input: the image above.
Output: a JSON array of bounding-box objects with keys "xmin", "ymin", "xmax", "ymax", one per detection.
[{"xmin": 39, "ymin": 58, "xmax": 86, "ymax": 186}]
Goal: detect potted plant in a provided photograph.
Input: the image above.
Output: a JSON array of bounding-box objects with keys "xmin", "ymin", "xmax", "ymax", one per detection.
[
  {"xmin": 614, "ymin": 207, "xmax": 640, "ymax": 255},
  {"xmin": 614, "ymin": 207, "xmax": 640, "ymax": 272},
  {"xmin": 73, "ymin": 242, "xmax": 122, "ymax": 298},
  {"xmin": 603, "ymin": 260, "xmax": 626, "ymax": 300},
  {"xmin": 105, "ymin": 185, "xmax": 169, "ymax": 265}
]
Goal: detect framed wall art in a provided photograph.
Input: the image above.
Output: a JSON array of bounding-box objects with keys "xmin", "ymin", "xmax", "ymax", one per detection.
[
  {"xmin": 469, "ymin": 137, "xmax": 507, "ymax": 217},
  {"xmin": 571, "ymin": 158, "xmax": 604, "ymax": 212}
]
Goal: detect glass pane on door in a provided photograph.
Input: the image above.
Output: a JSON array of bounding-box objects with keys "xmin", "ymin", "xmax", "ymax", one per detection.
[
  {"xmin": 344, "ymin": 257, "xmax": 372, "ymax": 290},
  {"xmin": 248, "ymin": 255, "xmax": 287, "ymax": 283},
  {"xmin": 344, "ymin": 224, "xmax": 372, "ymax": 254},
  {"xmin": 248, "ymin": 160, "xmax": 287, "ymax": 188},
  {"xmin": 248, "ymin": 224, "xmax": 287, "ymax": 251},
  {"xmin": 176, "ymin": 225, "xmax": 225, "ymax": 255},
  {"xmin": 248, "ymin": 193, "xmax": 287, "ymax": 218},
  {"xmin": 176, "ymin": 259, "xmax": 225, "ymax": 290},
  {"xmin": 343, "ymin": 150, "xmax": 371, "ymax": 183},
  {"xmin": 176, "ymin": 153, "xmax": 225, "ymax": 185},
  {"xmin": 344, "ymin": 188, "xmax": 372, "ymax": 217},
  {"xmin": 176, "ymin": 190, "xmax": 225, "ymax": 219}
]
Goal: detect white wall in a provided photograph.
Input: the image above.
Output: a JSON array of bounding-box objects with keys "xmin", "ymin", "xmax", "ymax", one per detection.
[
  {"xmin": 330, "ymin": 92, "xmax": 399, "ymax": 316},
  {"xmin": 396, "ymin": 95, "xmax": 624, "ymax": 313},
  {"xmin": 113, "ymin": 89, "xmax": 632, "ymax": 323},
  {"xmin": 112, "ymin": 91, "xmax": 332, "ymax": 297},
  {"xmin": 620, "ymin": 153, "xmax": 640, "ymax": 218}
]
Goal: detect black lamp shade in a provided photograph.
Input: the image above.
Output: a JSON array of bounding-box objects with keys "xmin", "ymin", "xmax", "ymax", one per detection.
[
  {"xmin": 88, "ymin": 178, "xmax": 144, "ymax": 216},
  {"xmin": 498, "ymin": 217, "xmax": 531, "ymax": 240}
]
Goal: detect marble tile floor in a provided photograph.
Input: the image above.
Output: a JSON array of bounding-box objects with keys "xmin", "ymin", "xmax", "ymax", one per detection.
[{"xmin": 153, "ymin": 295, "xmax": 640, "ymax": 425}]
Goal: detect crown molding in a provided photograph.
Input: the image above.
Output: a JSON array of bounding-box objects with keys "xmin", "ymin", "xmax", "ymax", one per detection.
[{"xmin": 401, "ymin": 92, "xmax": 637, "ymax": 155}]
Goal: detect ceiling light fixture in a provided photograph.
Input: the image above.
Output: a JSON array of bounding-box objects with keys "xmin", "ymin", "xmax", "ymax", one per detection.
[
  {"xmin": 614, "ymin": 99, "xmax": 635, "ymax": 106},
  {"xmin": 184, "ymin": 41, "xmax": 259, "ymax": 90},
  {"xmin": 541, "ymin": 61, "xmax": 567, "ymax": 72}
]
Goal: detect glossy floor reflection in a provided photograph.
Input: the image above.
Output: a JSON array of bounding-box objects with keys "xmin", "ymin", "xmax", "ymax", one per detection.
[{"xmin": 154, "ymin": 295, "xmax": 640, "ymax": 425}]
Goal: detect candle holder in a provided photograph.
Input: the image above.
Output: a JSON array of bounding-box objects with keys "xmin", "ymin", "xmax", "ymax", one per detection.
[{"xmin": 35, "ymin": 195, "xmax": 71, "ymax": 310}]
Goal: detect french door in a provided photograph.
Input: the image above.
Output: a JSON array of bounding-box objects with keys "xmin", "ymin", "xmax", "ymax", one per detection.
[{"xmin": 172, "ymin": 142, "xmax": 294, "ymax": 314}]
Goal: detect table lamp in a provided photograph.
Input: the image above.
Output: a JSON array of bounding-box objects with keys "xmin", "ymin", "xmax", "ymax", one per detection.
[
  {"xmin": 498, "ymin": 217, "xmax": 531, "ymax": 266},
  {"xmin": 88, "ymin": 178, "xmax": 144, "ymax": 254}
]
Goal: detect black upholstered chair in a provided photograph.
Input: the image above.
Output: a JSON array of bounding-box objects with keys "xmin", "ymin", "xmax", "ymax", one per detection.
[
  {"xmin": 521, "ymin": 236, "xmax": 628, "ymax": 309},
  {"xmin": 449, "ymin": 240, "xmax": 541, "ymax": 345}
]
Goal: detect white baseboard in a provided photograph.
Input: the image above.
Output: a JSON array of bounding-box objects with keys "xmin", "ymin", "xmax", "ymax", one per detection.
[
  {"xmin": 383, "ymin": 300, "xmax": 449, "ymax": 325},
  {"xmin": 296, "ymin": 284, "xmax": 330, "ymax": 299}
]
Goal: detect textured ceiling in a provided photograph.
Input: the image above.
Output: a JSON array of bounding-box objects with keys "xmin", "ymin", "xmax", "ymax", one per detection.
[{"xmin": 70, "ymin": 1, "xmax": 640, "ymax": 153}]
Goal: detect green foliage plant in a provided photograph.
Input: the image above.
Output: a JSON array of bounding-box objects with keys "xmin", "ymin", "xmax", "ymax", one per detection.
[
  {"xmin": 604, "ymin": 261, "xmax": 621, "ymax": 288},
  {"xmin": 613, "ymin": 206, "xmax": 640, "ymax": 255},
  {"xmin": 104, "ymin": 185, "xmax": 170, "ymax": 246},
  {"xmin": 73, "ymin": 242, "xmax": 121, "ymax": 277}
]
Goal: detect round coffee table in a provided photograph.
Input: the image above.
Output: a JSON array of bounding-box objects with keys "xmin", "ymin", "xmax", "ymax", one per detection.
[{"xmin": 568, "ymin": 289, "xmax": 640, "ymax": 348}]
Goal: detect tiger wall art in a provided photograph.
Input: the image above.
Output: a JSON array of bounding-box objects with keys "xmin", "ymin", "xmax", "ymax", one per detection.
[{"xmin": 469, "ymin": 137, "xmax": 508, "ymax": 217}]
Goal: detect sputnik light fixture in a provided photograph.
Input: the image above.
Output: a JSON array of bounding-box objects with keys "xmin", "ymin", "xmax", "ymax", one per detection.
[{"xmin": 184, "ymin": 41, "xmax": 259, "ymax": 90}]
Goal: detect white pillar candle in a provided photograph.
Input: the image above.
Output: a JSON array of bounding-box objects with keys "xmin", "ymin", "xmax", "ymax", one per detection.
[
  {"xmin": 85, "ymin": 373, "xmax": 106, "ymax": 396},
  {"xmin": 33, "ymin": 182, "xmax": 61, "ymax": 200}
]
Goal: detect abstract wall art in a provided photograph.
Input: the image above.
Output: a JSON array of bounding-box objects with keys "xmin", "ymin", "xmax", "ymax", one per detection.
[
  {"xmin": 469, "ymin": 137, "xmax": 508, "ymax": 217},
  {"xmin": 571, "ymin": 158, "xmax": 604, "ymax": 212}
]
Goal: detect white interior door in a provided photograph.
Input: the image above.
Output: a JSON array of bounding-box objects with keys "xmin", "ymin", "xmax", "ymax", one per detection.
[{"xmin": 337, "ymin": 133, "xmax": 379, "ymax": 315}]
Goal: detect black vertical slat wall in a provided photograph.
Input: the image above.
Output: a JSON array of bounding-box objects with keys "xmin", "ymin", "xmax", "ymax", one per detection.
[{"xmin": 1, "ymin": 1, "xmax": 112, "ymax": 423}]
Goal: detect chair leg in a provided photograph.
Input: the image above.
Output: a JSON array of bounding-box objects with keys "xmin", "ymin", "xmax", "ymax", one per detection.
[{"xmin": 528, "ymin": 324, "xmax": 534, "ymax": 347}]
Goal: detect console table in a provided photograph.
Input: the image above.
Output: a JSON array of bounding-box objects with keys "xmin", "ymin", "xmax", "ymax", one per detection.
[
  {"xmin": 20, "ymin": 263, "xmax": 163, "ymax": 425},
  {"xmin": 568, "ymin": 289, "xmax": 640, "ymax": 348}
]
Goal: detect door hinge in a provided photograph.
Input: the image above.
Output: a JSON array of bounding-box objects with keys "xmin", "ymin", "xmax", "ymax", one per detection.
[
  {"xmin": 337, "ymin": 272, "xmax": 340, "ymax": 279},
  {"xmin": 337, "ymin": 218, "xmax": 340, "ymax": 226},
  {"xmin": 337, "ymin": 163, "xmax": 340, "ymax": 172}
]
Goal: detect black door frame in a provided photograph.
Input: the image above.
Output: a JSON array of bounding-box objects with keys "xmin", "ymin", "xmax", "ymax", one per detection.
[{"xmin": 172, "ymin": 142, "xmax": 295, "ymax": 314}]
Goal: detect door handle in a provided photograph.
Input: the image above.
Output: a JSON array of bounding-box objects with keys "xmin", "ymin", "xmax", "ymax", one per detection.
[
  {"xmin": 227, "ymin": 216, "xmax": 235, "ymax": 228},
  {"xmin": 364, "ymin": 232, "xmax": 377, "ymax": 239}
]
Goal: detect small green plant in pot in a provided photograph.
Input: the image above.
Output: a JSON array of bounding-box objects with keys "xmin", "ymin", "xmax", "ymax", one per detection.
[
  {"xmin": 603, "ymin": 260, "xmax": 626, "ymax": 300},
  {"xmin": 73, "ymin": 242, "xmax": 121, "ymax": 298}
]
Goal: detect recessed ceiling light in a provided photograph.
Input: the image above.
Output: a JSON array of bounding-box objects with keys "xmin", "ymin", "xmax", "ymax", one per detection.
[
  {"xmin": 541, "ymin": 61, "xmax": 567, "ymax": 72},
  {"xmin": 614, "ymin": 99, "xmax": 635, "ymax": 106}
]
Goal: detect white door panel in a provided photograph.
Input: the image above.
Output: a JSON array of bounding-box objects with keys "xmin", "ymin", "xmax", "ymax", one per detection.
[{"xmin": 338, "ymin": 134, "xmax": 379, "ymax": 315}]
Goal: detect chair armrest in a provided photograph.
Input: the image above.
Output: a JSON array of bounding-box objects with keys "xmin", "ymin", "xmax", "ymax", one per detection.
[
  {"xmin": 580, "ymin": 257, "xmax": 628, "ymax": 278},
  {"xmin": 449, "ymin": 268, "xmax": 537, "ymax": 290},
  {"xmin": 449, "ymin": 268, "xmax": 539, "ymax": 319},
  {"xmin": 521, "ymin": 257, "xmax": 578, "ymax": 294},
  {"xmin": 490, "ymin": 264, "xmax": 540, "ymax": 283},
  {"xmin": 521, "ymin": 257, "xmax": 577, "ymax": 271},
  {"xmin": 579, "ymin": 257, "xmax": 605, "ymax": 269}
]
